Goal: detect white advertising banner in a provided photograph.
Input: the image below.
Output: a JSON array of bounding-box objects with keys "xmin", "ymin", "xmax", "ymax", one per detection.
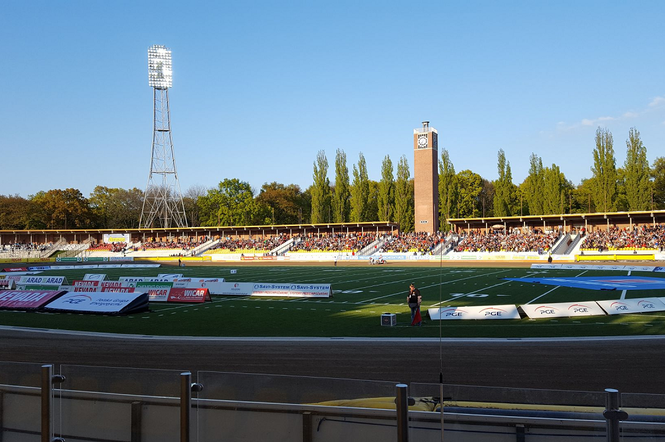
[
  {"xmin": 428, "ymin": 304, "xmax": 520, "ymax": 320},
  {"xmin": 18, "ymin": 276, "xmax": 67, "ymax": 286},
  {"xmin": 44, "ymin": 291, "xmax": 148, "ymax": 314},
  {"xmin": 212, "ymin": 282, "xmax": 254, "ymax": 296},
  {"xmin": 596, "ymin": 298, "xmax": 665, "ymax": 315},
  {"xmin": 251, "ymin": 283, "xmax": 332, "ymax": 298},
  {"xmin": 103, "ymin": 233, "xmax": 131, "ymax": 243},
  {"xmin": 173, "ymin": 278, "xmax": 226, "ymax": 294},
  {"xmin": 83, "ymin": 274, "xmax": 109, "ymax": 280},
  {"xmin": 521, "ymin": 301, "xmax": 606, "ymax": 319},
  {"xmin": 119, "ymin": 276, "xmax": 176, "ymax": 284},
  {"xmin": 157, "ymin": 274, "xmax": 184, "ymax": 279}
]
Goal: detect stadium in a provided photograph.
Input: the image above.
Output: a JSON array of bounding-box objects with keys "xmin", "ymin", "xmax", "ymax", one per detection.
[
  {"xmin": 2, "ymin": 12, "xmax": 665, "ymax": 439},
  {"xmin": 2, "ymin": 209, "xmax": 665, "ymax": 441}
]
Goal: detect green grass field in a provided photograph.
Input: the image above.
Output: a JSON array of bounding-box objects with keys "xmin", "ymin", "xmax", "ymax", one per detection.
[{"xmin": 2, "ymin": 264, "xmax": 665, "ymax": 338}]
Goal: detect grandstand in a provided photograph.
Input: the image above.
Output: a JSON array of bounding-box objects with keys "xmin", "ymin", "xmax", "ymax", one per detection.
[{"xmin": 3, "ymin": 212, "xmax": 665, "ymax": 262}]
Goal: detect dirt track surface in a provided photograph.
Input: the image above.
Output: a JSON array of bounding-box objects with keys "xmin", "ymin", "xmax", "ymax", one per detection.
[{"xmin": 3, "ymin": 328, "xmax": 664, "ymax": 394}]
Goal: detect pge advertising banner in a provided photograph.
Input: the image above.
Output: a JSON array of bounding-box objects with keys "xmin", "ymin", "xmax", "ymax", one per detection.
[
  {"xmin": 428, "ymin": 304, "xmax": 520, "ymax": 320},
  {"xmin": 0, "ymin": 290, "xmax": 65, "ymax": 310},
  {"xmin": 596, "ymin": 298, "xmax": 665, "ymax": 315},
  {"xmin": 521, "ymin": 301, "xmax": 606, "ymax": 319}
]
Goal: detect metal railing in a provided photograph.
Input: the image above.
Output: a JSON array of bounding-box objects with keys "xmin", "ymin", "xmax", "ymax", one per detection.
[{"xmin": 0, "ymin": 361, "xmax": 658, "ymax": 442}]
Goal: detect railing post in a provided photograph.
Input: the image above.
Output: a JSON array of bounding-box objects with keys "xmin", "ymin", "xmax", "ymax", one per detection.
[
  {"xmin": 603, "ymin": 388, "xmax": 628, "ymax": 442},
  {"xmin": 396, "ymin": 384, "xmax": 409, "ymax": 442},
  {"xmin": 41, "ymin": 364, "xmax": 65, "ymax": 442},
  {"xmin": 180, "ymin": 372, "xmax": 203, "ymax": 442},
  {"xmin": 131, "ymin": 401, "xmax": 142, "ymax": 442},
  {"xmin": 180, "ymin": 372, "xmax": 192, "ymax": 442}
]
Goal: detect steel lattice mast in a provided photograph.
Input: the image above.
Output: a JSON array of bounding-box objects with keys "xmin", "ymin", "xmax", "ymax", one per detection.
[{"xmin": 139, "ymin": 45, "xmax": 188, "ymax": 229}]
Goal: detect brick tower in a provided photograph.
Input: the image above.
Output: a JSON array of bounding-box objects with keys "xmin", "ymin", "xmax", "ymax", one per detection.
[{"xmin": 413, "ymin": 121, "xmax": 439, "ymax": 233}]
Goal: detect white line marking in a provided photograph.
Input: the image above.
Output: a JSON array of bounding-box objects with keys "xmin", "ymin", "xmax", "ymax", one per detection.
[{"xmin": 525, "ymin": 286, "xmax": 561, "ymax": 305}]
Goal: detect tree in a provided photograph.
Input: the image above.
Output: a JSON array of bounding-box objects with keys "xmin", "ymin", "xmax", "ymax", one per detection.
[
  {"xmin": 394, "ymin": 155, "xmax": 414, "ymax": 232},
  {"xmin": 0, "ymin": 194, "xmax": 34, "ymax": 229},
  {"xmin": 456, "ymin": 170, "xmax": 483, "ymax": 218},
  {"xmin": 623, "ymin": 128, "xmax": 651, "ymax": 211},
  {"xmin": 311, "ymin": 150, "xmax": 332, "ymax": 223},
  {"xmin": 521, "ymin": 153, "xmax": 544, "ymax": 215},
  {"xmin": 256, "ymin": 182, "xmax": 307, "ymax": 224},
  {"xmin": 653, "ymin": 157, "xmax": 665, "ymax": 210},
  {"xmin": 438, "ymin": 149, "xmax": 457, "ymax": 230},
  {"xmin": 182, "ymin": 185, "xmax": 207, "ymax": 227},
  {"xmin": 591, "ymin": 127, "xmax": 617, "ymax": 212},
  {"xmin": 377, "ymin": 155, "xmax": 395, "ymax": 221},
  {"xmin": 493, "ymin": 149, "xmax": 516, "ymax": 216},
  {"xmin": 479, "ymin": 179, "xmax": 494, "ymax": 217},
  {"xmin": 542, "ymin": 164, "xmax": 565, "ymax": 214},
  {"xmin": 31, "ymin": 188, "xmax": 94, "ymax": 229},
  {"xmin": 332, "ymin": 149, "xmax": 351, "ymax": 223},
  {"xmin": 350, "ymin": 152, "xmax": 370, "ymax": 222},
  {"xmin": 89, "ymin": 186, "xmax": 144, "ymax": 229},
  {"xmin": 197, "ymin": 179, "xmax": 261, "ymax": 226}
]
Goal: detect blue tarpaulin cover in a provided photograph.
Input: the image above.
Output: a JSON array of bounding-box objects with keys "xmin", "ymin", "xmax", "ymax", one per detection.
[{"xmin": 504, "ymin": 276, "xmax": 665, "ymax": 291}]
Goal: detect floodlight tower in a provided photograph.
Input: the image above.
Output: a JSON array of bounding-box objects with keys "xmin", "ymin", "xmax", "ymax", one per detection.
[{"xmin": 139, "ymin": 45, "xmax": 188, "ymax": 228}]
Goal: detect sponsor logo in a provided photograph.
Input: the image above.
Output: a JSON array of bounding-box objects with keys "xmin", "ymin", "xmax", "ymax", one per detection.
[
  {"xmin": 534, "ymin": 305, "xmax": 558, "ymax": 315},
  {"xmin": 61, "ymin": 294, "xmax": 92, "ymax": 305},
  {"xmin": 610, "ymin": 302, "xmax": 629, "ymax": 311},
  {"xmin": 638, "ymin": 300, "xmax": 656, "ymax": 309},
  {"xmin": 569, "ymin": 304, "xmax": 591, "ymax": 313},
  {"xmin": 480, "ymin": 307, "xmax": 507, "ymax": 317}
]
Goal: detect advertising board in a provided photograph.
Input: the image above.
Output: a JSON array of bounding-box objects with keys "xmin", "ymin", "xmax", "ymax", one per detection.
[{"xmin": 428, "ymin": 304, "xmax": 520, "ymax": 320}]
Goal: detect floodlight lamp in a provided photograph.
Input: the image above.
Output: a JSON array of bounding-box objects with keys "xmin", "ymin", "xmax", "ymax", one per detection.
[{"xmin": 148, "ymin": 45, "xmax": 173, "ymax": 89}]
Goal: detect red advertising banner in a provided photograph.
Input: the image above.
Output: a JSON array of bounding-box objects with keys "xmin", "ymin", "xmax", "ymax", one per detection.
[
  {"xmin": 2, "ymin": 267, "xmax": 28, "ymax": 272},
  {"xmin": 73, "ymin": 280, "xmax": 100, "ymax": 292},
  {"xmin": 167, "ymin": 288, "xmax": 211, "ymax": 303},
  {"xmin": 0, "ymin": 290, "xmax": 65, "ymax": 310},
  {"xmin": 102, "ymin": 286, "xmax": 135, "ymax": 293}
]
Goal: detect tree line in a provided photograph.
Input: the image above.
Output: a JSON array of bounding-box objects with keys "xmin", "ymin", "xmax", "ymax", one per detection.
[{"xmin": 1, "ymin": 126, "xmax": 664, "ymax": 232}]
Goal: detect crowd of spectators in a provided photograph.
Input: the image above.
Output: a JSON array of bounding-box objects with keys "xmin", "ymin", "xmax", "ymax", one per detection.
[
  {"xmin": 454, "ymin": 229, "xmax": 559, "ymax": 254},
  {"xmin": 209, "ymin": 234, "xmax": 291, "ymax": 252},
  {"xmin": 289, "ymin": 233, "xmax": 376, "ymax": 253},
  {"xmin": 581, "ymin": 225, "xmax": 665, "ymax": 252},
  {"xmin": 377, "ymin": 232, "xmax": 446, "ymax": 254},
  {"xmin": 0, "ymin": 242, "xmax": 53, "ymax": 254}
]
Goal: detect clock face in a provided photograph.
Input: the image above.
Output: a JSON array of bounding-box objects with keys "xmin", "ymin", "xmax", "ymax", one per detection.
[{"xmin": 418, "ymin": 135, "xmax": 428, "ymax": 148}]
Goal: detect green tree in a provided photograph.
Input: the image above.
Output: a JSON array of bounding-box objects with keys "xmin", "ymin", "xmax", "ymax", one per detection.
[
  {"xmin": 182, "ymin": 185, "xmax": 207, "ymax": 228},
  {"xmin": 332, "ymin": 149, "xmax": 350, "ymax": 223},
  {"xmin": 256, "ymin": 182, "xmax": 307, "ymax": 224},
  {"xmin": 311, "ymin": 150, "xmax": 332, "ymax": 223},
  {"xmin": 521, "ymin": 153, "xmax": 544, "ymax": 215},
  {"xmin": 542, "ymin": 164, "xmax": 565, "ymax": 214},
  {"xmin": 591, "ymin": 127, "xmax": 617, "ymax": 212},
  {"xmin": 198, "ymin": 179, "xmax": 261, "ymax": 226},
  {"xmin": 438, "ymin": 149, "xmax": 457, "ymax": 230},
  {"xmin": 653, "ymin": 157, "xmax": 665, "ymax": 209},
  {"xmin": 456, "ymin": 170, "xmax": 483, "ymax": 218},
  {"xmin": 89, "ymin": 186, "xmax": 144, "ymax": 229},
  {"xmin": 367, "ymin": 180, "xmax": 379, "ymax": 222},
  {"xmin": 492, "ymin": 149, "xmax": 516, "ymax": 216},
  {"xmin": 377, "ymin": 155, "xmax": 395, "ymax": 221},
  {"xmin": 479, "ymin": 179, "xmax": 494, "ymax": 217},
  {"xmin": 394, "ymin": 155, "xmax": 414, "ymax": 232},
  {"xmin": 350, "ymin": 152, "xmax": 370, "ymax": 222},
  {"xmin": 623, "ymin": 127, "xmax": 651, "ymax": 211},
  {"xmin": 570, "ymin": 178, "xmax": 596, "ymax": 214}
]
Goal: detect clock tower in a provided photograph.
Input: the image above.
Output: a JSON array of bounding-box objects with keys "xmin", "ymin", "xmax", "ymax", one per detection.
[{"xmin": 414, "ymin": 121, "xmax": 439, "ymax": 233}]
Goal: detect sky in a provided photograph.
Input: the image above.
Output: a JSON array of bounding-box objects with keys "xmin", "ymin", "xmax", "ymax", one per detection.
[{"xmin": 2, "ymin": 1, "xmax": 664, "ymax": 199}]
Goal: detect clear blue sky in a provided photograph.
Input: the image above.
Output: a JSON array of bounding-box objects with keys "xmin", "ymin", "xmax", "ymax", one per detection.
[{"xmin": 2, "ymin": 1, "xmax": 664, "ymax": 199}]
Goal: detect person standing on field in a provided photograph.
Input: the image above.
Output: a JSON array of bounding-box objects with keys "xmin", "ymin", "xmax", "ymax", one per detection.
[{"xmin": 407, "ymin": 283, "xmax": 422, "ymax": 326}]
